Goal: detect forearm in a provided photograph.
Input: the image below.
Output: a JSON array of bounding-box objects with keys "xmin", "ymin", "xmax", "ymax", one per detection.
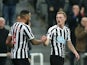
[
  {"xmin": 67, "ymin": 41, "xmax": 78, "ymax": 54},
  {"xmin": 31, "ymin": 39, "xmax": 42, "ymax": 45},
  {"xmin": 67, "ymin": 41, "xmax": 80, "ymax": 60},
  {"xmin": 44, "ymin": 38, "xmax": 50, "ymax": 46},
  {"xmin": 6, "ymin": 40, "xmax": 13, "ymax": 48},
  {"xmin": 6, "ymin": 36, "xmax": 13, "ymax": 48},
  {"xmin": 6, "ymin": 43, "xmax": 13, "ymax": 48}
]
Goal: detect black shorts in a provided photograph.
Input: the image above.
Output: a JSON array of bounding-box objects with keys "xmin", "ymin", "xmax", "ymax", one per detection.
[
  {"xmin": 50, "ymin": 55, "xmax": 64, "ymax": 65},
  {"xmin": 12, "ymin": 58, "xmax": 30, "ymax": 65}
]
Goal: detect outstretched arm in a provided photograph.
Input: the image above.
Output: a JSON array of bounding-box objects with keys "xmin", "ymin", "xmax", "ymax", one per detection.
[
  {"xmin": 30, "ymin": 35, "xmax": 47, "ymax": 45},
  {"xmin": 30, "ymin": 39, "xmax": 43, "ymax": 45},
  {"xmin": 41, "ymin": 35, "xmax": 50, "ymax": 46}
]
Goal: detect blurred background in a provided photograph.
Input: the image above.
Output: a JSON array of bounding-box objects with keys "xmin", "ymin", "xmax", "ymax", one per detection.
[{"xmin": 0, "ymin": 0, "xmax": 87, "ymax": 65}]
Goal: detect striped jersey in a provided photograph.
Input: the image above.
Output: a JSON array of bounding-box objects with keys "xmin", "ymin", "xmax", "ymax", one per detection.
[
  {"xmin": 8, "ymin": 22, "xmax": 34, "ymax": 59},
  {"xmin": 47, "ymin": 25, "xmax": 71, "ymax": 58}
]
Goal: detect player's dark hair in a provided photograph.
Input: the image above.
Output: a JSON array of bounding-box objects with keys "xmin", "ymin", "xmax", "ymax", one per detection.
[{"xmin": 20, "ymin": 10, "xmax": 30, "ymax": 18}]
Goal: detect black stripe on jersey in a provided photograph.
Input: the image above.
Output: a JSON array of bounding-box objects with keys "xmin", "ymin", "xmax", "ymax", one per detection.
[
  {"xmin": 51, "ymin": 33, "xmax": 55, "ymax": 55},
  {"xmin": 24, "ymin": 30, "xmax": 30, "ymax": 39},
  {"xmin": 18, "ymin": 25, "xmax": 23, "ymax": 58},
  {"xmin": 60, "ymin": 43, "xmax": 63, "ymax": 56},
  {"xmin": 13, "ymin": 22, "xmax": 18, "ymax": 30},
  {"xmin": 24, "ymin": 25, "xmax": 33, "ymax": 37},
  {"xmin": 21, "ymin": 34, "xmax": 25, "ymax": 58},
  {"xmin": 47, "ymin": 27, "xmax": 56, "ymax": 35},
  {"xmin": 24, "ymin": 48, "xmax": 26, "ymax": 58},
  {"xmin": 12, "ymin": 23, "xmax": 18, "ymax": 57},
  {"xmin": 56, "ymin": 29, "xmax": 60, "ymax": 56},
  {"xmin": 16, "ymin": 25, "xmax": 22, "ymax": 58},
  {"xmin": 13, "ymin": 23, "xmax": 19, "ymax": 39},
  {"xmin": 64, "ymin": 30, "xmax": 66, "ymax": 39},
  {"xmin": 51, "ymin": 28, "xmax": 56, "ymax": 32},
  {"xmin": 60, "ymin": 30, "xmax": 62, "ymax": 36},
  {"xmin": 47, "ymin": 28, "xmax": 56, "ymax": 38},
  {"xmin": 17, "ymin": 25, "xmax": 22, "ymax": 49},
  {"xmin": 22, "ymin": 34, "xmax": 25, "ymax": 49},
  {"xmin": 66, "ymin": 29, "xmax": 69, "ymax": 40},
  {"xmin": 15, "ymin": 24, "xmax": 20, "ymax": 58},
  {"xmin": 15, "ymin": 24, "xmax": 20, "ymax": 33},
  {"xmin": 13, "ymin": 23, "xmax": 19, "ymax": 58},
  {"xmin": 60, "ymin": 29, "xmax": 63, "ymax": 56},
  {"xmin": 13, "ymin": 23, "xmax": 18, "ymax": 46},
  {"xmin": 24, "ymin": 39, "xmax": 27, "ymax": 58}
]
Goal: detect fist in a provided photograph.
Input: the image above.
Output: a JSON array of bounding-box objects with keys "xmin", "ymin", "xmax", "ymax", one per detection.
[{"xmin": 41, "ymin": 35, "xmax": 47, "ymax": 43}]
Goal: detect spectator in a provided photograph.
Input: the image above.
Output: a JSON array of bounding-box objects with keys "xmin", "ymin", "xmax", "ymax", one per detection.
[
  {"xmin": 67, "ymin": 0, "xmax": 82, "ymax": 14},
  {"xmin": 81, "ymin": 17, "xmax": 87, "ymax": 64},
  {"xmin": 45, "ymin": 0, "xmax": 65, "ymax": 29},
  {"xmin": 80, "ymin": 7, "xmax": 85, "ymax": 17},
  {"xmin": 33, "ymin": 0, "xmax": 37, "ymax": 13},
  {"xmin": 0, "ymin": 17, "xmax": 10, "ymax": 65},
  {"xmin": 81, "ymin": 0, "xmax": 87, "ymax": 16},
  {"xmin": 66, "ymin": 5, "xmax": 81, "ymax": 65},
  {"xmin": 75, "ymin": 23, "xmax": 87, "ymax": 53},
  {"xmin": 69, "ymin": 0, "xmax": 82, "ymax": 7},
  {"xmin": 75, "ymin": 17, "xmax": 87, "ymax": 65},
  {"xmin": 28, "ymin": 0, "xmax": 37, "ymax": 13},
  {"xmin": 2, "ymin": 0, "xmax": 19, "ymax": 26},
  {"xmin": 81, "ymin": 17, "xmax": 87, "ymax": 32}
]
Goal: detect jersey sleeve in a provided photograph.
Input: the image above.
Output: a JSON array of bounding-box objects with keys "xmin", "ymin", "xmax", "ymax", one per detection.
[
  {"xmin": 67, "ymin": 28, "xmax": 71, "ymax": 41},
  {"xmin": 46, "ymin": 28, "xmax": 52, "ymax": 39},
  {"xmin": 8, "ymin": 27, "xmax": 13, "ymax": 36},
  {"xmin": 24, "ymin": 25, "xmax": 34, "ymax": 40}
]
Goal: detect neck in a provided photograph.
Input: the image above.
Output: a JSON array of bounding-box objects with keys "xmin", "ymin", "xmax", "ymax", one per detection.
[
  {"xmin": 58, "ymin": 24, "xmax": 64, "ymax": 29},
  {"xmin": 17, "ymin": 18, "xmax": 26, "ymax": 24}
]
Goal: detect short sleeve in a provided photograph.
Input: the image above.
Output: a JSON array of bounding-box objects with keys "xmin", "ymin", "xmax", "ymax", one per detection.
[
  {"xmin": 8, "ymin": 27, "xmax": 13, "ymax": 36},
  {"xmin": 46, "ymin": 28, "xmax": 52, "ymax": 39},
  {"xmin": 24, "ymin": 25, "xmax": 34, "ymax": 40},
  {"xmin": 67, "ymin": 29, "xmax": 71, "ymax": 41}
]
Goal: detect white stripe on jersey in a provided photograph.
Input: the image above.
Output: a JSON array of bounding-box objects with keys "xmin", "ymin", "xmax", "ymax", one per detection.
[
  {"xmin": 9, "ymin": 22, "xmax": 34, "ymax": 59},
  {"xmin": 47, "ymin": 25, "xmax": 71, "ymax": 58}
]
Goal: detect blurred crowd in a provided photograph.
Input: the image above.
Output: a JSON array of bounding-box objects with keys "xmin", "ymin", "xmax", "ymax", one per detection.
[{"xmin": 0, "ymin": 0, "xmax": 87, "ymax": 65}]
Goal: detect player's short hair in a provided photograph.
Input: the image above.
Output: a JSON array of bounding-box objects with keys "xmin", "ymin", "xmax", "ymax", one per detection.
[
  {"xmin": 57, "ymin": 9, "xmax": 67, "ymax": 17},
  {"xmin": 20, "ymin": 10, "xmax": 30, "ymax": 18}
]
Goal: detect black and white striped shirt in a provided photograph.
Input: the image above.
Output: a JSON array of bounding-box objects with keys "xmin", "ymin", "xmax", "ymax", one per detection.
[
  {"xmin": 47, "ymin": 25, "xmax": 71, "ymax": 58},
  {"xmin": 8, "ymin": 22, "xmax": 34, "ymax": 59}
]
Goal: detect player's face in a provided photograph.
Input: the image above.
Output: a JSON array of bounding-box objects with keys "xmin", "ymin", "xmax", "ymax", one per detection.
[{"xmin": 56, "ymin": 13, "xmax": 66, "ymax": 27}]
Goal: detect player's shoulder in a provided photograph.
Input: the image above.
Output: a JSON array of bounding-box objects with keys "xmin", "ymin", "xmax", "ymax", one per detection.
[
  {"xmin": 24, "ymin": 24, "xmax": 30, "ymax": 28},
  {"xmin": 48, "ymin": 25, "xmax": 57, "ymax": 32},
  {"xmin": 64, "ymin": 25, "xmax": 70, "ymax": 31},
  {"xmin": 23, "ymin": 24, "xmax": 31, "ymax": 30},
  {"xmin": 64, "ymin": 25, "xmax": 69, "ymax": 28}
]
